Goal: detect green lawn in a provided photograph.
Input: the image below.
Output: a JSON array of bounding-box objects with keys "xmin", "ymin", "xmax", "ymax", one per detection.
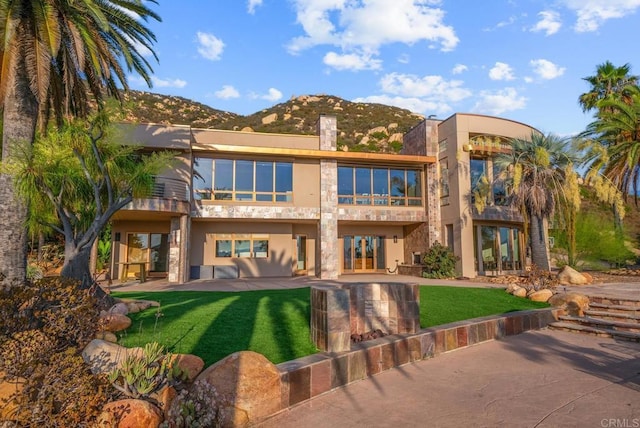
[{"xmin": 113, "ymin": 286, "xmax": 548, "ymax": 366}]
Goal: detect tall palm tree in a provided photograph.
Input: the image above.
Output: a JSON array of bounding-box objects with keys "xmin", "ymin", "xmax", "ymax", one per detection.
[
  {"xmin": 580, "ymin": 88, "xmax": 640, "ymax": 203},
  {"xmin": 0, "ymin": 0, "xmax": 160, "ymax": 286},
  {"xmin": 579, "ymin": 61, "xmax": 638, "ymax": 113},
  {"xmin": 494, "ymin": 133, "xmax": 577, "ymax": 271}
]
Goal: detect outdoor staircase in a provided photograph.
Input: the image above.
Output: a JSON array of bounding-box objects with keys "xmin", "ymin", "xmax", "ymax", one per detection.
[{"xmin": 549, "ymin": 296, "xmax": 640, "ymax": 342}]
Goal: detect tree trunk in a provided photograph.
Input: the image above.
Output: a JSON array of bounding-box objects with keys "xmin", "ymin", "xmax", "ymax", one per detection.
[
  {"xmin": 530, "ymin": 214, "xmax": 551, "ymax": 271},
  {"xmin": 0, "ymin": 59, "xmax": 39, "ymax": 287},
  {"xmin": 61, "ymin": 243, "xmax": 114, "ymax": 309}
]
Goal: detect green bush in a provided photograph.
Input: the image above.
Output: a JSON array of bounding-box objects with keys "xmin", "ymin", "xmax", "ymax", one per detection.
[{"xmin": 422, "ymin": 241, "xmax": 459, "ymax": 279}]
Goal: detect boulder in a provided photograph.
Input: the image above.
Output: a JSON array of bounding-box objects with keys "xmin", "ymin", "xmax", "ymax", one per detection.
[
  {"xmin": 582, "ymin": 272, "xmax": 593, "ymax": 284},
  {"xmin": 548, "ymin": 293, "xmax": 590, "ymax": 316},
  {"xmin": 261, "ymin": 113, "xmax": 278, "ymax": 125},
  {"xmin": 151, "ymin": 385, "xmax": 177, "ymax": 419},
  {"xmin": 97, "ymin": 399, "xmax": 163, "ymax": 428},
  {"xmin": 528, "ymin": 289, "xmax": 553, "ymax": 302},
  {"xmin": 512, "ymin": 286, "xmax": 527, "ymax": 298},
  {"xmin": 82, "ymin": 339, "xmax": 142, "ymax": 374},
  {"xmin": 170, "ymin": 354, "xmax": 205, "ymax": 382},
  {"xmin": 109, "ymin": 302, "xmax": 129, "ymax": 316},
  {"xmin": 505, "ymin": 283, "xmax": 520, "ymax": 294},
  {"xmin": 96, "ymin": 331, "xmax": 118, "ymax": 343},
  {"xmin": 100, "ymin": 313, "xmax": 132, "ymax": 332},
  {"xmin": 195, "ymin": 351, "xmax": 282, "ymax": 427},
  {"xmin": 557, "ymin": 266, "xmax": 588, "ymax": 285}
]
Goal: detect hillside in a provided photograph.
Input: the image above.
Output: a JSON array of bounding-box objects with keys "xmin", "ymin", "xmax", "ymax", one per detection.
[{"xmin": 119, "ymin": 91, "xmax": 425, "ymax": 153}]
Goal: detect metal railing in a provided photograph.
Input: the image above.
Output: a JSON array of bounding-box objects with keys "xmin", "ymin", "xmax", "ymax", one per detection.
[{"xmin": 150, "ymin": 176, "xmax": 190, "ymax": 202}]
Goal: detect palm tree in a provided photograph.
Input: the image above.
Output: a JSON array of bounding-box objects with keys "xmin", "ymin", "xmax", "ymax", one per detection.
[
  {"xmin": 580, "ymin": 88, "xmax": 640, "ymax": 203},
  {"xmin": 495, "ymin": 133, "xmax": 577, "ymax": 271},
  {"xmin": 0, "ymin": 0, "xmax": 160, "ymax": 286},
  {"xmin": 579, "ymin": 61, "xmax": 638, "ymax": 113}
]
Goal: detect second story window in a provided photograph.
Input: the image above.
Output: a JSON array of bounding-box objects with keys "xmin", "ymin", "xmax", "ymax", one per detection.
[
  {"xmin": 193, "ymin": 158, "xmax": 293, "ymax": 202},
  {"xmin": 470, "ymin": 157, "xmax": 509, "ymax": 207},
  {"xmin": 338, "ymin": 166, "xmax": 422, "ymax": 206}
]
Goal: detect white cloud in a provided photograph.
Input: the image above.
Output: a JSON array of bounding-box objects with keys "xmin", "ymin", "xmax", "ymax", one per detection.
[
  {"xmin": 483, "ymin": 15, "xmax": 518, "ymax": 31},
  {"xmin": 473, "ymin": 88, "xmax": 527, "ymax": 115},
  {"xmin": 323, "ymin": 51, "xmax": 382, "ymax": 71},
  {"xmin": 215, "ymin": 85, "xmax": 240, "ymax": 99},
  {"xmin": 128, "ymin": 75, "xmax": 187, "ymax": 89},
  {"xmin": 380, "ymin": 73, "xmax": 472, "ymax": 102},
  {"xmin": 196, "ymin": 32, "xmax": 225, "ymax": 60},
  {"xmin": 248, "ymin": 0, "xmax": 263, "ymax": 14},
  {"xmin": 353, "ymin": 72, "xmax": 472, "ymax": 115},
  {"xmin": 452, "ymin": 64, "xmax": 468, "ymax": 74},
  {"xmin": 531, "ymin": 10, "xmax": 562, "ymax": 35},
  {"xmin": 489, "ymin": 62, "xmax": 516, "ymax": 81},
  {"xmin": 251, "ymin": 88, "xmax": 283, "ymax": 102},
  {"xmin": 287, "ymin": 0, "xmax": 459, "ymax": 69},
  {"xmin": 353, "ymin": 95, "xmax": 446, "ymax": 115},
  {"xmin": 562, "ymin": 0, "xmax": 640, "ymax": 32},
  {"xmin": 530, "ymin": 59, "xmax": 566, "ymax": 80}
]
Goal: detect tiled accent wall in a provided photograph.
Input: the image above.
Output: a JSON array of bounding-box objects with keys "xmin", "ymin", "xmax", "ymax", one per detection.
[
  {"xmin": 318, "ymin": 115, "xmax": 337, "ymax": 151},
  {"xmin": 193, "ymin": 205, "xmax": 320, "ymax": 220},
  {"xmin": 311, "ymin": 283, "xmax": 421, "ymax": 353},
  {"xmin": 319, "ymin": 159, "xmax": 339, "ymax": 279},
  {"xmin": 277, "ymin": 308, "xmax": 561, "ymax": 408},
  {"xmin": 168, "ymin": 217, "xmax": 181, "ymax": 283},
  {"xmin": 338, "ymin": 206, "xmax": 427, "ymax": 223}
]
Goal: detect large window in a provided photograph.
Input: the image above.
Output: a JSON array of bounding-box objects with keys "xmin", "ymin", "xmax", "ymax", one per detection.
[
  {"xmin": 338, "ymin": 166, "xmax": 422, "ymax": 206},
  {"xmin": 127, "ymin": 233, "xmax": 169, "ymax": 272},
  {"xmin": 470, "ymin": 157, "xmax": 508, "ymax": 207},
  {"xmin": 193, "ymin": 158, "xmax": 293, "ymax": 202},
  {"xmin": 214, "ymin": 234, "xmax": 269, "ymax": 258}
]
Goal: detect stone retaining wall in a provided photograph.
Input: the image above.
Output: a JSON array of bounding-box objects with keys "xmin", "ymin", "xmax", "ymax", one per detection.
[{"xmin": 277, "ymin": 308, "xmax": 560, "ymax": 409}]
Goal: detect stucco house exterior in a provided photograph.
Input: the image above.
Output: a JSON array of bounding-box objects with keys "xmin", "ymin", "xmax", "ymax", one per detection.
[{"xmin": 109, "ymin": 113, "xmax": 537, "ymax": 282}]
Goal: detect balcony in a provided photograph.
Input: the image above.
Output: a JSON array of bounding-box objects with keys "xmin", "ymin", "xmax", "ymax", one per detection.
[{"xmin": 115, "ymin": 176, "xmax": 191, "ymax": 219}]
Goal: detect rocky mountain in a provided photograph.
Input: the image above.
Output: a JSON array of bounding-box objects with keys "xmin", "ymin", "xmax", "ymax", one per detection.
[{"xmin": 120, "ymin": 91, "xmax": 426, "ymax": 153}]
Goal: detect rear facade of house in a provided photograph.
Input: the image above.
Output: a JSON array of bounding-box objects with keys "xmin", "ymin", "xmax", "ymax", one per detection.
[{"xmin": 109, "ymin": 113, "xmax": 537, "ymax": 282}]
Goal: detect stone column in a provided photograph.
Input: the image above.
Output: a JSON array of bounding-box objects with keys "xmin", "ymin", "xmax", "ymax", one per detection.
[
  {"xmin": 317, "ymin": 115, "xmax": 339, "ymax": 279},
  {"xmin": 168, "ymin": 214, "xmax": 190, "ymax": 283}
]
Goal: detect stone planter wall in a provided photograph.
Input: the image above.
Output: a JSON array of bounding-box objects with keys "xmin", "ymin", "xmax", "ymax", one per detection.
[
  {"xmin": 311, "ymin": 283, "xmax": 420, "ymax": 353},
  {"xmin": 277, "ymin": 308, "xmax": 560, "ymax": 409},
  {"xmin": 397, "ymin": 264, "xmax": 424, "ymax": 277}
]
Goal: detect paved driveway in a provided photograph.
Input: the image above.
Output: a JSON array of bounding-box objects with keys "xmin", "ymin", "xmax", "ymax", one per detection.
[{"xmin": 258, "ymin": 329, "xmax": 640, "ymax": 428}]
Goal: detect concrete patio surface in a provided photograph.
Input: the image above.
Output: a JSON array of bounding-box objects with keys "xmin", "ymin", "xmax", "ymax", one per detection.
[{"xmin": 258, "ymin": 329, "xmax": 640, "ymax": 428}]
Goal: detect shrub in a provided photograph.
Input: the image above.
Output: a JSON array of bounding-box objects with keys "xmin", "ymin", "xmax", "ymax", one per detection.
[
  {"xmin": 0, "ymin": 277, "xmax": 114, "ymax": 426},
  {"xmin": 108, "ymin": 342, "xmax": 184, "ymax": 402},
  {"xmin": 161, "ymin": 380, "xmax": 227, "ymax": 428},
  {"xmin": 422, "ymin": 241, "xmax": 459, "ymax": 279}
]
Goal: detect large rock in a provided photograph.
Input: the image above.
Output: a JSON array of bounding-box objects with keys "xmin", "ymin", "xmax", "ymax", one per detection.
[
  {"xmin": 505, "ymin": 283, "xmax": 520, "ymax": 294},
  {"xmin": 512, "ymin": 286, "xmax": 527, "ymax": 298},
  {"xmin": 109, "ymin": 302, "xmax": 130, "ymax": 316},
  {"xmin": 97, "ymin": 399, "xmax": 163, "ymax": 428},
  {"xmin": 82, "ymin": 339, "xmax": 142, "ymax": 374},
  {"xmin": 170, "ymin": 354, "xmax": 205, "ymax": 383},
  {"xmin": 548, "ymin": 293, "xmax": 590, "ymax": 316},
  {"xmin": 557, "ymin": 266, "xmax": 588, "ymax": 285},
  {"xmin": 100, "ymin": 313, "xmax": 132, "ymax": 332},
  {"xmin": 261, "ymin": 113, "xmax": 278, "ymax": 124},
  {"xmin": 195, "ymin": 351, "xmax": 282, "ymax": 427},
  {"xmin": 528, "ymin": 289, "xmax": 553, "ymax": 302}
]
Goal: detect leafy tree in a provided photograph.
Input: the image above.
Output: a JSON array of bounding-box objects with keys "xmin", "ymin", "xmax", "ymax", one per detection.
[
  {"xmin": 0, "ymin": 0, "xmax": 160, "ymax": 286},
  {"xmin": 2, "ymin": 112, "xmax": 174, "ymax": 300},
  {"xmin": 494, "ymin": 133, "xmax": 577, "ymax": 271}
]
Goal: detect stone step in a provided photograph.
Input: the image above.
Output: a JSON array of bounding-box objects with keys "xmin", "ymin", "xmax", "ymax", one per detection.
[
  {"xmin": 589, "ymin": 302, "xmax": 640, "ymax": 315},
  {"xmin": 589, "ymin": 296, "xmax": 640, "ymax": 308},
  {"xmin": 549, "ymin": 322, "xmax": 640, "ymax": 342},
  {"xmin": 583, "ymin": 310, "xmax": 640, "ymax": 323},
  {"xmin": 557, "ymin": 315, "xmax": 640, "ymax": 333}
]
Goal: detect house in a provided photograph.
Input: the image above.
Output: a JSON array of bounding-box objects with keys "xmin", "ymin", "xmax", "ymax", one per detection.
[
  {"xmin": 109, "ymin": 113, "xmax": 537, "ymax": 282},
  {"xmin": 402, "ymin": 114, "xmax": 538, "ymax": 278}
]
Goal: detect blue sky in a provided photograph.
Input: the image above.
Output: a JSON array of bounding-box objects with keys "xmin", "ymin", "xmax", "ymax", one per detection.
[{"xmin": 128, "ymin": 0, "xmax": 640, "ymax": 136}]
